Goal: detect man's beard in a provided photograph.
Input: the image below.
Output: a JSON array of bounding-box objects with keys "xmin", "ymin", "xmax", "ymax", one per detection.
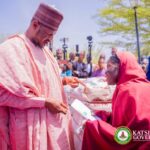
[{"xmin": 31, "ymin": 38, "xmax": 42, "ymax": 48}]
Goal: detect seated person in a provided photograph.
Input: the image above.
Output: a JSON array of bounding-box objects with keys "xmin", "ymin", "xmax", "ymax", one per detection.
[
  {"xmin": 92, "ymin": 54, "xmax": 106, "ymax": 77},
  {"xmin": 56, "ymin": 48, "xmax": 63, "ymax": 60},
  {"xmin": 72, "ymin": 52, "xmax": 88, "ymax": 78},
  {"xmin": 111, "ymin": 47, "xmax": 117, "ymax": 56},
  {"xmin": 61, "ymin": 62, "xmax": 73, "ymax": 77},
  {"xmin": 69, "ymin": 52, "xmax": 75, "ymax": 64},
  {"xmin": 141, "ymin": 58, "xmax": 148, "ymax": 73},
  {"xmin": 82, "ymin": 51, "xmax": 150, "ymax": 150},
  {"xmin": 55, "ymin": 49, "xmax": 72, "ymax": 76},
  {"xmin": 146, "ymin": 56, "xmax": 150, "ymax": 81}
]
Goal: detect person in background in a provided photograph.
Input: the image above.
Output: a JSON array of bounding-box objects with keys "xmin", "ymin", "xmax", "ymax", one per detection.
[
  {"xmin": 141, "ymin": 58, "xmax": 148, "ymax": 73},
  {"xmin": 61, "ymin": 62, "xmax": 73, "ymax": 77},
  {"xmin": 69, "ymin": 52, "xmax": 75, "ymax": 64},
  {"xmin": 60, "ymin": 52, "xmax": 75, "ymax": 77},
  {"xmin": 92, "ymin": 54, "xmax": 106, "ymax": 77},
  {"xmin": 111, "ymin": 47, "xmax": 117, "ymax": 56},
  {"xmin": 56, "ymin": 49, "xmax": 69, "ymax": 75},
  {"xmin": 146, "ymin": 56, "xmax": 150, "ymax": 81},
  {"xmin": 0, "ymin": 3, "xmax": 74, "ymax": 150},
  {"xmin": 56, "ymin": 48, "xmax": 63, "ymax": 60},
  {"xmin": 82, "ymin": 51, "xmax": 150, "ymax": 150},
  {"xmin": 72, "ymin": 52, "xmax": 88, "ymax": 78}
]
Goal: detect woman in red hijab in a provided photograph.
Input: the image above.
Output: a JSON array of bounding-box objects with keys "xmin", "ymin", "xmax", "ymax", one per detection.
[{"xmin": 82, "ymin": 51, "xmax": 150, "ymax": 150}]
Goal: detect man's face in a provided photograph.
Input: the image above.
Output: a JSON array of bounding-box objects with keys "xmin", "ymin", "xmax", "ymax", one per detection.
[
  {"xmin": 32, "ymin": 23, "xmax": 55, "ymax": 48},
  {"xmin": 79, "ymin": 53, "xmax": 85, "ymax": 62},
  {"xmin": 69, "ymin": 53, "xmax": 75, "ymax": 60},
  {"xmin": 111, "ymin": 48, "xmax": 117, "ymax": 56},
  {"xmin": 56, "ymin": 50, "xmax": 63, "ymax": 60},
  {"xmin": 106, "ymin": 59, "xmax": 119, "ymax": 85}
]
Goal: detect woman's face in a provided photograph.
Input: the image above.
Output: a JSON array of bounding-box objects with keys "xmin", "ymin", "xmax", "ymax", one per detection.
[
  {"xmin": 106, "ymin": 59, "xmax": 120, "ymax": 85},
  {"xmin": 98, "ymin": 58, "xmax": 105, "ymax": 69}
]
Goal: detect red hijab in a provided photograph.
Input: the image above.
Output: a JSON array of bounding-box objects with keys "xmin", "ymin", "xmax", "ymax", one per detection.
[{"xmin": 116, "ymin": 51, "xmax": 146, "ymax": 85}]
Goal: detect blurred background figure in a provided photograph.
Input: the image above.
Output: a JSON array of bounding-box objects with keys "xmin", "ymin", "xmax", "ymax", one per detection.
[
  {"xmin": 146, "ymin": 56, "xmax": 150, "ymax": 81},
  {"xmin": 56, "ymin": 48, "xmax": 63, "ymax": 60},
  {"xmin": 61, "ymin": 62, "xmax": 73, "ymax": 77},
  {"xmin": 56, "ymin": 48, "xmax": 67, "ymax": 75},
  {"xmin": 141, "ymin": 57, "xmax": 148, "ymax": 73},
  {"xmin": 92, "ymin": 53, "xmax": 106, "ymax": 77},
  {"xmin": 111, "ymin": 47, "xmax": 117, "ymax": 56},
  {"xmin": 72, "ymin": 52, "xmax": 88, "ymax": 78},
  {"xmin": 69, "ymin": 52, "xmax": 75, "ymax": 64}
]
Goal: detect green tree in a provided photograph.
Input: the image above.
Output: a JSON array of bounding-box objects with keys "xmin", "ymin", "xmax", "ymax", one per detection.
[{"xmin": 97, "ymin": 0, "xmax": 150, "ymax": 55}]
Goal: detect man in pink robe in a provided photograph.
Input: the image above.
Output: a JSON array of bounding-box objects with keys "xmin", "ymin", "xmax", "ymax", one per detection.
[
  {"xmin": 0, "ymin": 3, "xmax": 74, "ymax": 150},
  {"xmin": 82, "ymin": 51, "xmax": 150, "ymax": 150}
]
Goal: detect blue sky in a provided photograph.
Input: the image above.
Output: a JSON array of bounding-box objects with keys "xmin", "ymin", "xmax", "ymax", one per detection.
[{"xmin": 0, "ymin": 0, "xmax": 108, "ymax": 53}]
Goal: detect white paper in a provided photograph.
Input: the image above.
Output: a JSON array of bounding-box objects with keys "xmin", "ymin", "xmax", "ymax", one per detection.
[{"xmin": 71, "ymin": 99, "xmax": 100, "ymax": 121}]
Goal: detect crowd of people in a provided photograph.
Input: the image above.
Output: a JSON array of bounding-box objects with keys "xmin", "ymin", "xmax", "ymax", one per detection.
[
  {"xmin": 55, "ymin": 48, "xmax": 107, "ymax": 79},
  {"xmin": 0, "ymin": 2, "xmax": 150, "ymax": 150}
]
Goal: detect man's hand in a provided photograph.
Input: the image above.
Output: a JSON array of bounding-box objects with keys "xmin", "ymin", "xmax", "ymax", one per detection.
[{"xmin": 45, "ymin": 99, "xmax": 68, "ymax": 114}]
